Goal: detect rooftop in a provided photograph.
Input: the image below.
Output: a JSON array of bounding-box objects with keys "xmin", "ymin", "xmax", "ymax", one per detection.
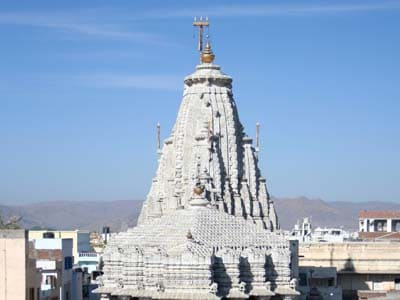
[{"xmin": 359, "ymin": 210, "xmax": 400, "ymax": 219}]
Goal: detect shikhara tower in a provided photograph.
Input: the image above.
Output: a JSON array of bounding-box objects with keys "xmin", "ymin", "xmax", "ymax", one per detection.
[{"xmin": 97, "ymin": 19, "xmax": 298, "ymax": 300}]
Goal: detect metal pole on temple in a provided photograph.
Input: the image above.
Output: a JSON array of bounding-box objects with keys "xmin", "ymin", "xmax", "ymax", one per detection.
[
  {"xmin": 157, "ymin": 122, "xmax": 161, "ymax": 150},
  {"xmin": 157, "ymin": 122, "xmax": 161, "ymax": 160},
  {"xmin": 255, "ymin": 122, "xmax": 260, "ymax": 158}
]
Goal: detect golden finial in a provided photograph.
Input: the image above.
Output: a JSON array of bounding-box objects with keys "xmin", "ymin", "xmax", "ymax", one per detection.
[
  {"xmin": 201, "ymin": 40, "xmax": 215, "ymax": 63},
  {"xmin": 193, "ymin": 185, "xmax": 204, "ymax": 195}
]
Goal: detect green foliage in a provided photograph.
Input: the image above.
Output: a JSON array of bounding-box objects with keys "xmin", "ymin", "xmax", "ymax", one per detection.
[
  {"xmin": 0, "ymin": 213, "xmax": 23, "ymax": 229},
  {"xmin": 30, "ymin": 226, "xmax": 56, "ymax": 231}
]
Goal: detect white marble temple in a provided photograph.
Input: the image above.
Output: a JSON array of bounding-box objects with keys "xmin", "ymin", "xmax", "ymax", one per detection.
[{"xmin": 96, "ymin": 47, "xmax": 298, "ymax": 299}]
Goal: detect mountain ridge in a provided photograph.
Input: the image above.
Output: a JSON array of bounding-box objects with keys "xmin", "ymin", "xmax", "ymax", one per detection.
[{"xmin": 1, "ymin": 197, "xmax": 399, "ymax": 232}]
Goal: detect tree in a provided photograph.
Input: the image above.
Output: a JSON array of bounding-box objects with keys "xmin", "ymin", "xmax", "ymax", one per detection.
[{"xmin": 0, "ymin": 213, "xmax": 23, "ymax": 229}]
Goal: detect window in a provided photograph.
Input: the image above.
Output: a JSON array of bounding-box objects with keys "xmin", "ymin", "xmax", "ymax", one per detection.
[
  {"xmin": 375, "ymin": 220, "xmax": 388, "ymax": 232},
  {"xmin": 328, "ymin": 278, "xmax": 334, "ymax": 287},
  {"xmin": 395, "ymin": 278, "xmax": 400, "ymax": 290},
  {"xmin": 29, "ymin": 288, "xmax": 34, "ymax": 300},
  {"xmin": 64, "ymin": 256, "xmax": 73, "ymax": 270},
  {"xmin": 394, "ymin": 221, "xmax": 400, "ymax": 232},
  {"xmin": 45, "ymin": 275, "xmax": 56, "ymax": 288},
  {"xmin": 299, "ymin": 272, "xmax": 307, "ymax": 286}
]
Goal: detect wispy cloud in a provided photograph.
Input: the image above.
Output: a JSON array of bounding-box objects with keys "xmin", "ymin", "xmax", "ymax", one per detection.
[
  {"xmin": 136, "ymin": 1, "xmax": 400, "ymax": 19},
  {"xmin": 2, "ymin": 2, "xmax": 398, "ymax": 42},
  {"xmin": 59, "ymin": 50, "xmax": 147, "ymax": 61},
  {"xmin": 0, "ymin": 12, "xmax": 169, "ymax": 44},
  {"xmin": 76, "ymin": 74, "xmax": 182, "ymax": 91}
]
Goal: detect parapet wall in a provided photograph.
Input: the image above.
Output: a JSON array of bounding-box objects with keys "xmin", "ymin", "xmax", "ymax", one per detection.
[{"xmin": 299, "ymin": 242, "xmax": 400, "ymax": 273}]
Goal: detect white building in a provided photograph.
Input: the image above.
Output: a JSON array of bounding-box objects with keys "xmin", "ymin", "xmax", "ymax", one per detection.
[
  {"xmin": 29, "ymin": 230, "xmax": 91, "ymax": 262},
  {"xmin": 30, "ymin": 237, "xmax": 75, "ymax": 300},
  {"xmin": 291, "ymin": 217, "xmax": 312, "ymax": 242},
  {"xmin": 359, "ymin": 211, "xmax": 400, "ymax": 240},
  {"xmin": 313, "ymin": 227, "xmax": 351, "ymax": 243},
  {"xmin": 291, "ymin": 217, "xmax": 355, "ymax": 243},
  {"xmin": 77, "ymin": 252, "xmax": 101, "ymax": 274}
]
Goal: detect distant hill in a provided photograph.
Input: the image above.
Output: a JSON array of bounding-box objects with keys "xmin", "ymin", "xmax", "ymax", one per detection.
[
  {"xmin": 0, "ymin": 200, "xmax": 143, "ymax": 232},
  {"xmin": 1, "ymin": 197, "xmax": 399, "ymax": 232},
  {"xmin": 273, "ymin": 197, "xmax": 400, "ymax": 230}
]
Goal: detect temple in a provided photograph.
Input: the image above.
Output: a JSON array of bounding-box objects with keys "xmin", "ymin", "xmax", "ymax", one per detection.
[{"xmin": 96, "ymin": 19, "xmax": 298, "ymax": 300}]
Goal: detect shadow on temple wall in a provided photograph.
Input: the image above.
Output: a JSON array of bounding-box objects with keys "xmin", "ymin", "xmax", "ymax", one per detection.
[
  {"xmin": 265, "ymin": 255, "xmax": 278, "ymax": 290},
  {"xmin": 213, "ymin": 256, "xmax": 232, "ymax": 298},
  {"xmin": 239, "ymin": 256, "xmax": 254, "ymax": 294}
]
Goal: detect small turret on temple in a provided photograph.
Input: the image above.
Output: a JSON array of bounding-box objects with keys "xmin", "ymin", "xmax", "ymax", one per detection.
[{"xmin": 96, "ymin": 19, "xmax": 298, "ymax": 300}]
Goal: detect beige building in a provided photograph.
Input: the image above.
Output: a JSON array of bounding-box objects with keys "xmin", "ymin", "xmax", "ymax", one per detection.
[
  {"xmin": 299, "ymin": 242, "xmax": 400, "ymax": 299},
  {"xmin": 29, "ymin": 230, "xmax": 90, "ymax": 261},
  {"xmin": 0, "ymin": 229, "xmax": 41, "ymax": 300}
]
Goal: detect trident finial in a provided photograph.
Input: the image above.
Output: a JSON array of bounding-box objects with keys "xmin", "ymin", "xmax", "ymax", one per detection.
[{"xmin": 193, "ymin": 16, "xmax": 210, "ymax": 61}]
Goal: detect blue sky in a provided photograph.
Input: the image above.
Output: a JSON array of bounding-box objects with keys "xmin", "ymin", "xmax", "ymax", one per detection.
[{"xmin": 1, "ymin": 0, "xmax": 399, "ymax": 204}]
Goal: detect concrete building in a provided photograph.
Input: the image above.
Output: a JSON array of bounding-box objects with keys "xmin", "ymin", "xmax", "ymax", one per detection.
[
  {"xmin": 297, "ymin": 266, "xmax": 342, "ymax": 300},
  {"xmin": 29, "ymin": 230, "xmax": 91, "ymax": 261},
  {"xmin": 0, "ymin": 229, "xmax": 41, "ymax": 300},
  {"xmin": 299, "ymin": 242, "xmax": 400, "ymax": 299},
  {"xmin": 72, "ymin": 266, "xmax": 83, "ymax": 300},
  {"xmin": 291, "ymin": 217, "xmax": 354, "ymax": 243},
  {"xmin": 312, "ymin": 227, "xmax": 352, "ymax": 243},
  {"xmin": 359, "ymin": 211, "xmax": 400, "ymax": 240},
  {"xmin": 77, "ymin": 252, "xmax": 101, "ymax": 274},
  {"xmin": 292, "ymin": 218, "xmax": 312, "ymax": 242},
  {"xmin": 101, "ymin": 227, "xmax": 111, "ymax": 245},
  {"xmin": 30, "ymin": 236, "xmax": 74, "ymax": 300}
]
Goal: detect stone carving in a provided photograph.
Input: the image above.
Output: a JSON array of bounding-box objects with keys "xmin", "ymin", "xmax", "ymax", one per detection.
[
  {"xmin": 156, "ymin": 281, "xmax": 165, "ymax": 292},
  {"xmin": 290, "ymin": 278, "xmax": 298, "ymax": 289},
  {"xmin": 239, "ymin": 281, "xmax": 246, "ymax": 292},
  {"xmin": 96, "ymin": 52, "xmax": 298, "ymax": 299},
  {"xmin": 209, "ymin": 282, "xmax": 218, "ymax": 294},
  {"xmin": 97, "ymin": 275, "xmax": 104, "ymax": 287}
]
